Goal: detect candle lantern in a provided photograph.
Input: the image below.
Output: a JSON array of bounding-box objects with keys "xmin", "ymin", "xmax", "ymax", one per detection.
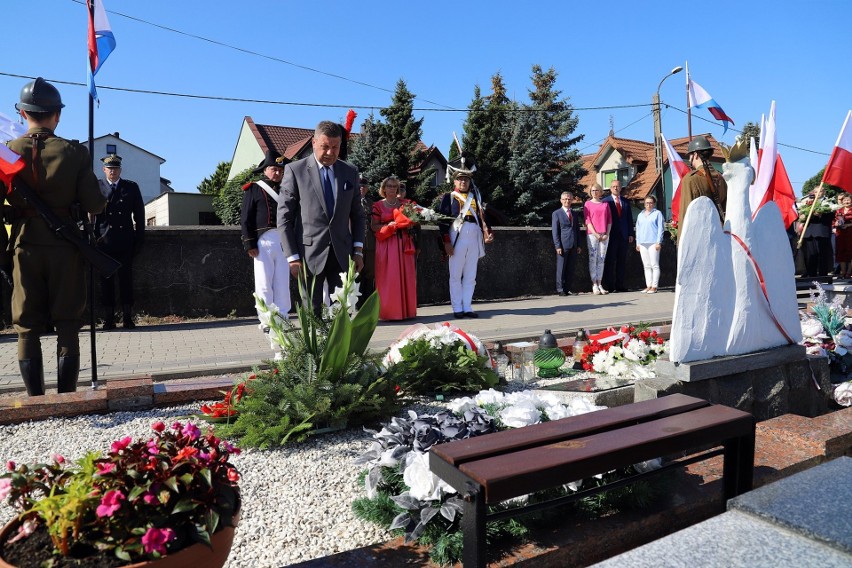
[{"xmin": 534, "ymin": 329, "xmax": 565, "ymax": 378}]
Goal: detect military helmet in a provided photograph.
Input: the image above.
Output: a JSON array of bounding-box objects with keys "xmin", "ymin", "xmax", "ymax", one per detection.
[
  {"xmin": 15, "ymin": 77, "xmax": 65, "ymax": 113},
  {"xmin": 686, "ymin": 135, "xmax": 712, "ymax": 155}
]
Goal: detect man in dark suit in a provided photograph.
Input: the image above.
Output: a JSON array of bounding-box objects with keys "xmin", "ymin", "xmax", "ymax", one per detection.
[
  {"xmin": 602, "ymin": 180, "xmax": 634, "ymax": 292},
  {"xmin": 552, "ymin": 191, "xmax": 581, "ymax": 296},
  {"xmin": 277, "ymin": 121, "xmax": 365, "ymax": 313},
  {"xmin": 94, "ymin": 154, "xmax": 145, "ymax": 329}
]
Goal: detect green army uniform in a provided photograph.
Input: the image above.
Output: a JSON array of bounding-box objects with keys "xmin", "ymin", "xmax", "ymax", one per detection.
[
  {"xmin": 2, "ymin": 127, "xmax": 105, "ymax": 393},
  {"xmin": 678, "ymin": 167, "xmax": 727, "ymax": 230}
]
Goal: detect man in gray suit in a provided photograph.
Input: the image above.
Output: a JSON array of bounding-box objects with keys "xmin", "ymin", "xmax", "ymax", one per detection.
[
  {"xmin": 277, "ymin": 121, "xmax": 365, "ymax": 313},
  {"xmin": 552, "ymin": 191, "xmax": 582, "ymax": 296}
]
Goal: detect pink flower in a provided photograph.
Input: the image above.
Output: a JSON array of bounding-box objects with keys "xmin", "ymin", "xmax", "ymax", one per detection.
[
  {"xmin": 181, "ymin": 422, "xmax": 201, "ymax": 441},
  {"xmin": 146, "ymin": 439, "xmax": 160, "ymax": 455},
  {"xmin": 227, "ymin": 468, "xmax": 240, "ymax": 482},
  {"xmin": 5, "ymin": 461, "xmax": 14, "ymax": 471},
  {"xmin": 142, "ymin": 490, "xmax": 159, "ymax": 505},
  {"xmin": 110, "ymin": 436, "xmax": 132, "ymax": 454},
  {"xmin": 96, "ymin": 462, "xmax": 115, "ymax": 475},
  {"xmin": 0, "ymin": 478, "xmax": 11, "ymax": 500},
  {"xmin": 96, "ymin": 489, "xmax": 125, "ymax": 517},
  {"xmin": 52, "ymin": 454, "xmax": 64, "ymax": 464},
  {"xmin": 170, "ymin": 422, "xmax": 183, "ymax": 431},
  {"xmin": 151, "ymin": 421, "xmax": 166, "ymax": 432},
  {"xmin": 141, "ymin": 526, "xmax": 174, "ymax": 555}
]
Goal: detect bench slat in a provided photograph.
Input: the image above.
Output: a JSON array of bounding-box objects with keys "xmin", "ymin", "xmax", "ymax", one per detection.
[
  {"xmin": 457, "ymin": 404, "xmax": 753, "ymax": 503},
  {"xmin": 432, "ymin": 393, "xmax": 709, "ymax": 467}
]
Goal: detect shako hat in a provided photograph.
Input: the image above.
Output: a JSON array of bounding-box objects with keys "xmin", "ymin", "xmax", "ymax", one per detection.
[{"xmin": 253, "ymin": 150, "xmax": 288, "ymax": 174}]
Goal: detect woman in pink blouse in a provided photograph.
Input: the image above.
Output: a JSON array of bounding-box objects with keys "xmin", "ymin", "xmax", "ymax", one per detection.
[{"xmin": 583, "ymin": 183, "xmax": 612, "ymax": 294}]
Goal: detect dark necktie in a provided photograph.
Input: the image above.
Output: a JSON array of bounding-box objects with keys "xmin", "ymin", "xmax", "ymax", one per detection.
[
  {"xmin": 615, "ymin": 198, "xmax": 622, "ymax": 216},
  {"xmin": 321, "ymin": 167, "xmax": 335, "ymax": 218},
  {"xmin": 110, "ymin": 183, "xmax": 116, "ymax": 194}
]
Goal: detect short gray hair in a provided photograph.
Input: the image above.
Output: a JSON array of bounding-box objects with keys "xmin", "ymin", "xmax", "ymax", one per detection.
[{"xmin": 315, "ymin": 121, "xmax": 342, "ymax": 139}]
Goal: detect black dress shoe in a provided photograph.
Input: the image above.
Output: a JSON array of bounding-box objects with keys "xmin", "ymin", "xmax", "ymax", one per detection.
[
  {"xmin": 463, "ymin": 312, "xmax": 479, "ymax": 318},
  {"xmin": 453, "ymin": 312, "xmax": 465, "ymax": 318},
  {"xmin": 558, "ymin": 291, "xmax": 568, "ymax": 296}
]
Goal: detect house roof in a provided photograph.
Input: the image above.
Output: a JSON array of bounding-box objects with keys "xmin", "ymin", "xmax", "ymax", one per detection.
[
  {"xmin": 87, "ymin": 133, "xmax": 166, "ymax": 163},
  {"xmin": 580, "ymin": 133, "xmax": 723, "ymax": 201}
]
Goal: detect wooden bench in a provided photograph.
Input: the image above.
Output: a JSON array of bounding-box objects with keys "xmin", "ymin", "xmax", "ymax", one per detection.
[{"xmin": 429, "ymin": 394, "xmax": 755, "ymax": 568}]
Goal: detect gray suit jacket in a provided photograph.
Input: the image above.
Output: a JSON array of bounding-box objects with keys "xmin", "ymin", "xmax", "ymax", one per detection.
[{"xmin": 277, "ymin": 156, "xmax": 365, "ymax": 274}]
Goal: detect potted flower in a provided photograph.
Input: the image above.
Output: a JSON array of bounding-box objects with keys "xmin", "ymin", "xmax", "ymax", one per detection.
[{"xmin": 0, "ymin": 421, "xmax": 240, "ymax": 567}]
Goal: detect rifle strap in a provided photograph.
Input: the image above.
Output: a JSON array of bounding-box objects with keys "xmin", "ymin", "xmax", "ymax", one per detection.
[{"xmin": 27, "ymin": 132, "xmax": 53, "ymax": 192}]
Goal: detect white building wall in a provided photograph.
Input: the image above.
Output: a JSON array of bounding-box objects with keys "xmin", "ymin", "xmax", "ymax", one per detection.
[
  {"xmin": 86, "ymin": 135, "xmax": 165, "ymax": 204},
  {"xmin": 228, "ymin": 120, "xmax": 264, "ymax": 180}
]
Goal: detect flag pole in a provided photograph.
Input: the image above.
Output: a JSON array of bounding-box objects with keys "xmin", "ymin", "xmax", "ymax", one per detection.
[
  {"xmin": 87, "ymin": 0, "xmax": 99, "ymax": 390},
  {"xmin": 796, "ymin": 183, "xmax": 823, "ymax": 250},
  {"xmin": 686, "ymin": 70, "xmax": 693, "ymax": 140}
]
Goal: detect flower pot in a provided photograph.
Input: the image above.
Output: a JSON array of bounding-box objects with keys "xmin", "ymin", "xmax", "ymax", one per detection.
[{"xmin": 0, "ymin": 515, "xmax": 237, "ymax": 568}]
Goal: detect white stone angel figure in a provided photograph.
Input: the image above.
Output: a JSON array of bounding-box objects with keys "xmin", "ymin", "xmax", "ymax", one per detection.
[{"xmin": 669, "ymin": 153, "xmax": 802, "ymax": 363}]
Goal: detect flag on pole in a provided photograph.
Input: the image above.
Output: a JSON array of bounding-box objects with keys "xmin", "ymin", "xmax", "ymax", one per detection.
[
  {"xmin": 0, "ymin": 145, "xmax": 24, "ymax": 190},
  {"xmin": 822, "ymin": 110, "xmax": 852, "ymax": 192},
  {"xmin": 662, "ymin": 133, "xmax": 691, "ymax": 223},
  {"xmin": 749, "ymin": 101, "xmax": 797, "ymax": 228},
  {"xmin": 87, "ymin": 0, "xmax": 116, "ymax": 101},
  {"xmin": 686, "ymin": 63, "xmax": 734, "ymax": 134}
]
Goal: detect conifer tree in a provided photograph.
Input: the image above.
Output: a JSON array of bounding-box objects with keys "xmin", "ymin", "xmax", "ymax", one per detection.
[
  {"xmin": 348, "ymin": 113, "xmax": 388, "ymax": 186},
  {"xmin": 508, "ymin": 65, "xmax": 585, "ymax": 225},
  {"xmin": 197, "ymin": 161, "xmax": 232, "ymax": 195}
]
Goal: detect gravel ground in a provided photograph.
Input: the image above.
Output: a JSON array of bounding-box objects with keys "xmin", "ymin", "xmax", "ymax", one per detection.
[{"xmin": 0, "ymin": 369, "xmax": 589, "ymax": 567}]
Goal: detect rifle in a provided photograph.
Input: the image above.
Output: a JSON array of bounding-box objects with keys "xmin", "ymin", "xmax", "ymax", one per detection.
[{"xmin": 12, "ymin": 178, "xmax": 121, "ymax": 278}]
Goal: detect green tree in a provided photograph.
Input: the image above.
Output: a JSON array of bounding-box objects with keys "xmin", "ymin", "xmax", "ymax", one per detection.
[
  {"xmin": 507, "ymin": 65, "xmax": 585, "ymax": 225},
  {"xmin": 212, "ymin": 167, "xmax": 258, "ymax": 225},
  {"xmin": 803, "ymin": 167, "xmax": 842, "ymax": 199},
  {"xmin": 463, "ymin": 73, "xmax": 516, "ymax": 219},
  {"xmin": 348, "ymin": 114, "xmax": 389, "ymax": 187},
  {"xmin": 447, "ymin": 137, "xmax": 460, "ymax": 163},
  {"xmin": 197, "ymin": 161, "xmax": 232, "ymax": 195},
  {"xmin": 739, "ymin": 122, "xmax": 760, "ymax": 146}
]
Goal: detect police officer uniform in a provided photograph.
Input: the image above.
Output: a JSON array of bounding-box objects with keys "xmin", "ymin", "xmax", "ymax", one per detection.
[
  {"xmin": 94, "ymin": 154, "xmax": 145, "ymax": 329},
  {"xmin": 241, "ymin": 151, "xmax": 291, "ymax": 325},
  {"xmin": 0, "ymin": 78, "xmax": 106, "ymax": 395}
]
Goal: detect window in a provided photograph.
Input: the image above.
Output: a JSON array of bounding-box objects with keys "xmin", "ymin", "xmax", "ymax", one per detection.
[
  {"xmin": 106, "ymin": 144, "xmax": 117, "ymax": 155},
  {"xmin": 146, "ymin": 217, "xmax": 157, "ymax": 226},
  {"xmin": 603, "ymin": 168, "xmax": 629, "ymax": 188}
]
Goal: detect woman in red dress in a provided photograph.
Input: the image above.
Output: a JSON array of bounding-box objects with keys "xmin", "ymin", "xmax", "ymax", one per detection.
[
  {"xmin": 371, "ymin": 176, "xmax": 417, "ymax": 320},
  {"xmin": 835, "ymin": 193, "xmax": 852, "ymax": 278}
]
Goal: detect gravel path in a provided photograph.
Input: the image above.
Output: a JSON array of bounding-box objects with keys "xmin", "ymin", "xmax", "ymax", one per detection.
[{"xmin": 0, "ymin": 371, "xmax": 590, "ymax": 566}]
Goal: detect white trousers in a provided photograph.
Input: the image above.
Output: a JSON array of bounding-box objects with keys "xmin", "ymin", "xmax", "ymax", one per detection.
[
  {"xmin": 254, "ymin": 229, "xmax": 291, "ymax": 318},
  {"xmin": 637, "ymin": 243, "xmax": 660, "ymax": 288},
  {"xmin": 587, "ymin": 234, "xmax": 608, "ymax": 283},
  {"xmin": 448, "ymin": 223, "xmax": 483, "ymax": 312}
]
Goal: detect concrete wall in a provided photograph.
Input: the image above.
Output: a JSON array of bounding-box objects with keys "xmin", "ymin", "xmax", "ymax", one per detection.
[{"xmin": 0, "ymin": 225, "xmax": 679, "ymax": 322}]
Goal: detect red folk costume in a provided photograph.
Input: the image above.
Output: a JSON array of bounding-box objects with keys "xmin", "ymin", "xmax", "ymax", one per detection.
[
  {"xmin": 372, "ymin": 200, "xmax": 417, "ymax": 320},
  {"xmin": 835, "ymin": 206, "xmax": 852, "ymax": 263}
]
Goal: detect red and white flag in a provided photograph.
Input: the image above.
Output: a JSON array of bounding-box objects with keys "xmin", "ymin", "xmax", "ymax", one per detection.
[
  {"xmin": 0, "ymin": 145, "xmax": 24, "ymax": 190},
  {"xmin": 750, "ymin": 101, "xmax": 797, "ymax": 227},
  {"xmin": 823, "ymin": 110, "xmax": 852, "ymax": 192},
  {"xmin": 663, "ymin": 133, "xmax": 691, "ymax": 223}
]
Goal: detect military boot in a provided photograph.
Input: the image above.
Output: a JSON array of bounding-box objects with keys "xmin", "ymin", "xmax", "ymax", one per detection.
[
  {"xmin": 19, "ymin": 358, "xmax": 45, "ymax": 396},
  {"xmin": 103, "ymin": 309, "xmax": 116, "ymax": 330},
  {"xmin": 122, "ymin": 304, "xmax": 136, "ymax": 329},
  {"xmin": 57, "ymin": 355, "xmax": 80, "ymax": 393}
]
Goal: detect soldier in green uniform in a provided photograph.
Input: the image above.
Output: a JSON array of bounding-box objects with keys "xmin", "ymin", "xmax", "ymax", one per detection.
[
  {"xmin": 0, "ymin": 78, "xmax": 106, "ymax": 395},
  {"xmin": 678, "ymin": 135, "xmax": 728, "ymax": 238}
]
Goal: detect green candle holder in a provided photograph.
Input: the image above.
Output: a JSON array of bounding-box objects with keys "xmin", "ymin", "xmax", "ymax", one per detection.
[{"xmin": 534, "ymin": 329, "xmax": 565, "ymax": 378}]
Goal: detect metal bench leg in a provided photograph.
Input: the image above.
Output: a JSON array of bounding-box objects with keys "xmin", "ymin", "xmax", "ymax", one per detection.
[
  {"xmin": 722, "ymin": 432, "xmax": 755, "ymax": 508},
  {"xmin": 462, "ymin": 482, "xmax": 486, "ymax": 568}
]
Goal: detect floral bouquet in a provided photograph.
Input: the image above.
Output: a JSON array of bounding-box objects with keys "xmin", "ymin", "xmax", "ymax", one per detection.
[
  {"xmin": 0, "ymin": 421, "xmax": 240, "ymax": 565},
  {"xmin": 400, "ymin": 202, "xmax": 453, "ymax": 225},
  {"xmin": 796, "ymin": 193, "xmax": 839, "ymax": 219},
  {"xmin": 353, "ymin": 389, "xmax": 658, "ymax": 566},
  {"xmin": 801, "ymin": 283, "xmax": 852, "ymax": 381},
  {"xmin": 382, "ymin": 323, "xmax": 498, "ymax": 395},
  {"xmin": 578, "ymin": 324, "xmax": 667, "ymax": 379}
]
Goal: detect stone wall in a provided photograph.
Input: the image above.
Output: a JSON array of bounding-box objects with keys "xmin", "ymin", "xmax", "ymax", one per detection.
[{"xmin": 1, "ymin": 225, "xmax": 679, "ymax": 321}]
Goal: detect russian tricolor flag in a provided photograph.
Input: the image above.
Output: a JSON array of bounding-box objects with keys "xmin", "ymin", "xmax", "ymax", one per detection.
[
  {"xmin": 87, "ymin": 0, "xmax": 116, "ymax": 101},
  {"xmin": 686, "ymin": 63, "xmax": 734, "ymax": 135}
]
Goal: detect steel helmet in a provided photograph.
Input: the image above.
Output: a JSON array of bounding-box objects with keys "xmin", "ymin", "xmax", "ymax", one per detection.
[
  {"xmin": 686, "ymin": 135, "xmax": 712, "ymax": 154},
  {"xmin": 15, "ymin": 77, "xmax": 65, "ymax": 113}
]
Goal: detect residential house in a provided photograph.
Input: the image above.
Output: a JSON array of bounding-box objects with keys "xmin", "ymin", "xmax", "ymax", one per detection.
[
  {"xmin": 579, "ymin": 133, "xmax": 724, "ymax": 220},
  {"xmin": 144, "ymin": 192, "xmax": 219, "ymax": 226},
  {"xmin": 228, "ymin": 116, "xmax": 447, "ymax": 190},
  {"xmin": 83, "ymin": 133, "xmax": 166, "ymax": 204}
]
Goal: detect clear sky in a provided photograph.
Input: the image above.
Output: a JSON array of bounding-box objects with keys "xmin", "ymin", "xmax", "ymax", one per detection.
[{"xmin": 3, "ymin": 0, "xmax": 850, "ymax": 202}]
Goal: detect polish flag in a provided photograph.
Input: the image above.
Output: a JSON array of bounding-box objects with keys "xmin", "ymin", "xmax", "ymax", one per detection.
[
  {"xmin": 0, "ymin": 145, "xmax": 24, "ymax": 190},
  {"xmin": 750, "ymin": 101, "xmax": 797, "ymax": 228},
  {"xmin": 87, "ymin": 0, "xmax": 116, "ymax": 101},
  {"xmin": 663, "ymin": 133, "xmax": 691, "ymax": 223},
  {"xmin": 822, "ymin": 110, "xmax": 852, "ymax": 192}
]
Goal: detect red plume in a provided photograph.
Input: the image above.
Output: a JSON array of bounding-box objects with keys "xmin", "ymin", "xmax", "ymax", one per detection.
[{"xmin": 344, "ymin": 109, "xmax": 357, "ymax": 139}]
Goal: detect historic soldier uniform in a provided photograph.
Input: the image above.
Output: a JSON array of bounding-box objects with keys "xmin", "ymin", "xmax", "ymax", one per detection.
[
  {"xmin": 94, "ymin": 154, "xmax": 145, "ymax": 329},
  {"xmin": 678, "ymin": 135, "xmax": 727, "ymax": 238},
  {"xmin": 0, "ymin": 78, "xmax": 106, "ymax": 395},
  {"xmin": 241, "ymin": 150, "xmax": 291, "ymax": 332},
  {"xmin": 357, "ymin": 176, "xmax": 375, "ymax": 307},
  {"xmin": 438, "ymin": 167, "xmax": 493, "ymax": 318}
]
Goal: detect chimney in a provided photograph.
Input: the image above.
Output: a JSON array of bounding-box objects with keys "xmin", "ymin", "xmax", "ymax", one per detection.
[{"xmin": 113, "ymin": 132, "xmax": 120, "ymax": 138}]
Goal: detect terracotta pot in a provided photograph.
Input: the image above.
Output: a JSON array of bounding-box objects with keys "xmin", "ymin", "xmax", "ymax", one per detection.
[{"xmin": 0, "ymin": 516, "xmax": 237, "ymax": 568}]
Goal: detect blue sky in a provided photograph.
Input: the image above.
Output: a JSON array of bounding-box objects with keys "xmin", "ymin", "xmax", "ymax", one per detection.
[{"xmin": 3, "ymin": 0, "xmax": 850, "ymax": 201}]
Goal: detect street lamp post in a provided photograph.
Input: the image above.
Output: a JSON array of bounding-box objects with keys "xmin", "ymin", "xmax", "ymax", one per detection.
[{"xmin": 653, "ymin": 65, "xmax": 683, "ymax": 217}]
